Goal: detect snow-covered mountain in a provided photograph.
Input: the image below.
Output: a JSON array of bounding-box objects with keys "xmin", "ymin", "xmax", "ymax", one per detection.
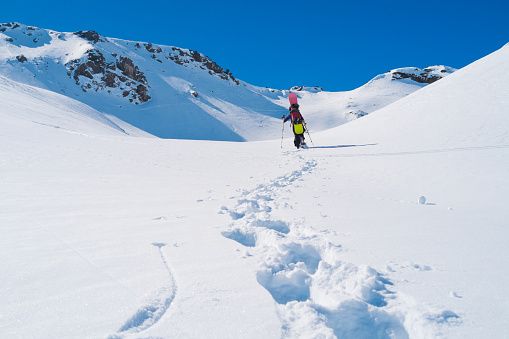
[
  {"xmin": 1, "ymin": 19, "xmax": 508, "ymax": 339},
  {"xmin": 0, "ymin": 22, "xmax": 455, "ymax": 141},
  {"xmin": 278, "ymin": 65, "xmax": 456, "ymax": 132}
]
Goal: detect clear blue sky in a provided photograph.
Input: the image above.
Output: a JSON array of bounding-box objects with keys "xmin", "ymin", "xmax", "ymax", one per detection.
[{"xmin": 2, "ymin": 0, "xmax": 508, "ymax": 91}]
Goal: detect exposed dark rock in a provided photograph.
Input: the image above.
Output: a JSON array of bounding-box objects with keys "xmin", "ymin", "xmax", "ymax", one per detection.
[
  {"xmin": 103, "ymin": 72, "xmax": 119, "ymax": 87},
  {"xmin": 5, "ymin": 37, "xmax": 13, "ymax": 42},
  {"xmin": 135, "ymin": 84, "xmax": 151, "ymax": 102},
  {"xmin": 168, "ymin": 54, "xmax": 185, "ymax": 65},
  {"xmin": 16, "ymin": 55, "xmax": 28, "ymax": 63},
  {"xmin": 73, "ymin": 30, "xmax": 103, "ymax": 43},
  {"xmin": 204, "ymin": 60, "xmax": 222, "ymax": 73},
  {"xmin": 289, "ymin": 85, "xmax": 323, "ymax": 92},
  {"xmin": 144, "ymin": 44, "xmax": 162, "ymax": 53},
  {"xmin": 392, "ymin": 71, "xmax": 442, "ymax": 84},
  {"xmin": 190, "ymin": 50, "xmax": 203, "ymax": 62},
  {"xmin": 166, "ymin": 48, "xmax": 240, "ymax": 85},
  {"xmin": 86, "ymin": 50, "xmax": 105, "ymax": 73},
  {"xmin": 75, "ymin": 63, "xmax": 93, "ymax": 79},
  {"xmin": 2, "ymin": 23, "xmax": 20, "ymax": 29},
  {"xmin": 116, "ymin": 56, "xmax": 148, "ymax": 84},
  {"xmin": 72, "ymin": 49, "xmax": 106, "ymax": 80}
]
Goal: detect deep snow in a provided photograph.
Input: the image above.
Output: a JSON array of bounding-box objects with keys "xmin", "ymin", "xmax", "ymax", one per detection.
[{"xmin": 1, "ymin": 36, "xmax": 508, "ymax": 338}]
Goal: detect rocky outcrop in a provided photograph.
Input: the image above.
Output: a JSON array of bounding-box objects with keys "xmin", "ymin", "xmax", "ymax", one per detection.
[
  {"xmin": 73, "ymin": 30, "xmax": 103, "ymax": 43},
  {"xmin": 103, "ymin": 72, "xmax": 127, "ymax": 87},
  {"xmin": 72, "ymin": 50, "xmax": 106, "ymax": 80},
  {"xmin": 392, "ymin": 70, "xmax": 441, "ymax": 84},
  {"xmin": 16, "ymin": 55, "xmax": 27, "ymax": 63},
  {"xmin": 145, "ymin": 43, "xmax": 162, "ymax": 54},
  {"xmin": 391, "ymin": 66, "xmax": 454, "ymax": 84},
  {"xmin": 67, "ymin": 48, "xmax": 151, "ymax": 104},
  {"xmin": 3, "ymin": 23, "xmax": 243, "ymax": 105},
  {"xmin": 135, "ymin": 84, "xmax": 151, "ymax": 102},
  {"xmin": 0, "ymin": 22, "xmax": 21, "ymax": 31},
  {"xmin": 116, "ymin": 56, "xmax": 148, "ymax": 84},
  {"xmin": 290, "ymin": 86, "xmax": 324, "ymax": 92},
  {"xmin": 167, "ymin": 47, "xmax": 240, "ymax": 85}
]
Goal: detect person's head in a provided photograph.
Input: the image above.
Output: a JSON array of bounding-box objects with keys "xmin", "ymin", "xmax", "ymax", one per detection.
[{"xmin": 291, "ymin": 103, "xmax": 299, "ymax": 110}]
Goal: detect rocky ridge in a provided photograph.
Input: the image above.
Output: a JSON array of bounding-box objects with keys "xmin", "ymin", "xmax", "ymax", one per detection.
[
  {"xmin": 389, "ymin": 65, "xmax": 456, "ymax": 84},
  {"xmin": 0, "ymin": 22, "xmax": 457, "ymax": 141},
  {"xmin": 0, "ymin": 22, "xmax": 239, "ymax": 105}
]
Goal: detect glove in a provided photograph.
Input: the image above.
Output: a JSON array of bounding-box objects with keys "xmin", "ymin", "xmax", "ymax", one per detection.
[{"xmin": 282, "ymin": 115, "xmax": 286, "ymax": 119}]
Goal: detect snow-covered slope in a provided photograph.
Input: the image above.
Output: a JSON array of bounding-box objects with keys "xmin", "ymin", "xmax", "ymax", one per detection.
[
  {"xmin": 0, "ymin": 22, "xmax": 454, "ymax": 141},
  {"xmin": 275, "ymin": 65, "xmax": 456, "ymax": 132},
  {"xmin": 304, "ymin": 42, "xmax": 509, "ymax": 338},
  {"xmin": 318, "ymin": 46, "xmax": 509, "ymax": 150},
  {"xmin": 2, "ymin": 24, "xmax": 507, "ymax": 339},
  {"xmin": 0, "ymin": 75, "xmax": 150, "ymax": 137}
]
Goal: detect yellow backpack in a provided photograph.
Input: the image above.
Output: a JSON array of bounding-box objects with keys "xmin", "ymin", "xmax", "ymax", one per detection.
[
  {"xmin": 293, "ymin": 122, "xmax": 304, "ymax": 134},
  {"xmin": 292, "ymin": 114, "xmax": 304, "ymax": 134}
]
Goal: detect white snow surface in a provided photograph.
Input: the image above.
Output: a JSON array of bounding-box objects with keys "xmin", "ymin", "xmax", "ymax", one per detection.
[
  {"xmin": 1, "ymin": 33, "xmax": 509, "ymax": 338},
  {"xmin": 0, "ymin": 23, "xmax": 454, "ymax": 142}
]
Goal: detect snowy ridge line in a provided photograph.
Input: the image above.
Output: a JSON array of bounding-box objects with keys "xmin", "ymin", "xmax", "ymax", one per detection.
[
  {"xmin": 111, "ymin": 243, "xmax": 177, "ymax": 338},
  {"xmin": 220, "ymin": 155, "xmax": 459, "ymax": 338},
  {"xmin": 0, "ymin": 23, "xmax": 457, "ymax": 141}
]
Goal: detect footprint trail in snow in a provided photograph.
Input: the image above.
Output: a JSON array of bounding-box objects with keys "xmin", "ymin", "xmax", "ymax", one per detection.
[{"xmin": 221, "ymin": 155, "xmax": 458, "ymax": 338}]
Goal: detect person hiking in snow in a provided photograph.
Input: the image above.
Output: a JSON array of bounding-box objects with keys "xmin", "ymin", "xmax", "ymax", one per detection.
[{"xmin": 282, "ymin": 103, "xmax": 307, "ymax": 149}]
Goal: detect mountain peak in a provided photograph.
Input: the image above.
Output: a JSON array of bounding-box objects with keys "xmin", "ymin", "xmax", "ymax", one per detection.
[
  {"xmin": 389, "ymin": 65, "xmax": 456, "ymax": 84},
  {"xmin": 0, "ymin": 23, "xmax": 240, "ymax": 107},
  {"xmin": 73, "ymin": 30, "xmax": 104, "ymax": 43},
  {"xmin": 0, "ymin": 22, "xmax": 458, "ymax": 141}
]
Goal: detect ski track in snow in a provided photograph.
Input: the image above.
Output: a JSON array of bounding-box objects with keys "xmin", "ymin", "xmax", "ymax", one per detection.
[
  {"xmin": 110, "ymin": 243, "xmax": 177, "ymax": 338},
  {"xmin": 221, "ymin": 154, "xmax": 459, "ymax": 338}
]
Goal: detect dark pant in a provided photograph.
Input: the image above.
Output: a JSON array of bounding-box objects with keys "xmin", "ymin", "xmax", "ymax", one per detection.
[{"xmin": 294, "ymin": 133, "xmax": 305, "ymax": 148}]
